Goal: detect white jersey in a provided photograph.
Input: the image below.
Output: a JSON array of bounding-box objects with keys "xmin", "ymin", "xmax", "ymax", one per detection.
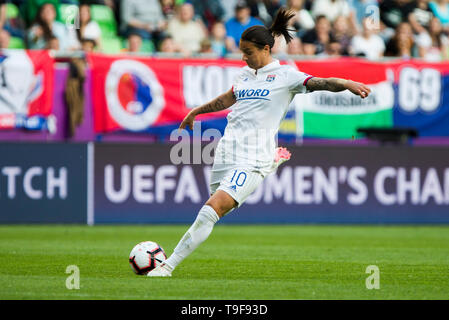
[{"xmin": 213, "ymin": 59, "xmax": 313, "ymax": 176}]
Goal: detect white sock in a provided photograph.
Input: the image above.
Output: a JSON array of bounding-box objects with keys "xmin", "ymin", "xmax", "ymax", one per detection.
[{"xmin": 164, "ymin": 205, "xmax": 219, "ymax": 270}]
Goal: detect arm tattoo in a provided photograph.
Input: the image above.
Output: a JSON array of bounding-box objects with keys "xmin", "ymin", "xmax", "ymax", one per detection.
[
  {"xmin": 306, "ymin": 77, "xmax": 347, "ymax": 92},
  {"xmin": 196, "ymin": 98, "xmax": 227, "ymax": 115},
  {"xmin": 194, "ymin": 90, "xmax": 236, "ymax": 115}
]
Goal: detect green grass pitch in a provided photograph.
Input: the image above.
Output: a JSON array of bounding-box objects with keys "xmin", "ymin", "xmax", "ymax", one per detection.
[{"xmin": 0, "ymin": 225, "xmax": 448, "ymax": 300}]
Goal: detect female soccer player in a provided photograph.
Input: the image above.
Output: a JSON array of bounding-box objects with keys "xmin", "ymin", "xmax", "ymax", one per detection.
[{"xmin": 148, "ymin": 8, "xmax": 371, "ymax": 277}]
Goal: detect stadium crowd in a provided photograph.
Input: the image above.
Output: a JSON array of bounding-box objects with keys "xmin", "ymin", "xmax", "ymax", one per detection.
[{"xmin": 0, "ymin": 0, "xmax": 448, "ymax": 61}]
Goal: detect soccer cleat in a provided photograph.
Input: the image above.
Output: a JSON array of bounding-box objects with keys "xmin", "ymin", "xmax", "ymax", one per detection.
[
  {"xmin": 274, "ymin": 147, "xmax": 291, "ymax": 167},
  {"xmin": 147, "ymin": 263, "xmax": 173, "ymax": 277}
]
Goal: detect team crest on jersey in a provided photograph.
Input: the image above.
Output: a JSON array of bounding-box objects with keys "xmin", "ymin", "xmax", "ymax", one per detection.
[
  {"xmin": 105, "ymin": 59, "xmax": 165, "ymax": 131},
  {"xmin": 266, "ymin": 74, "xmax": 276, "ymax": 82}
]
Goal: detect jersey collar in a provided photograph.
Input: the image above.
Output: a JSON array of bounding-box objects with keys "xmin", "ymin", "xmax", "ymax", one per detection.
[{"xmin": 255, "ymin": 59, "xmax": 280, "ymax": 75}]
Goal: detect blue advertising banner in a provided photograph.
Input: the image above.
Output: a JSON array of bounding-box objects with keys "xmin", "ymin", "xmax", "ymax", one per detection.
[
  {"xmin": 94, "ymin": 144, "xmax": 206, "ymax": 224},
  {"xmin": 392, "ymin": 64, "xmax": 449, "ymax": 137},
  {"xmin": 94, "ymin": 144, "xmax": 449, "ymax": 224},
  {"xmin": 0, "ymin": 143, "xmax": 88, "ymax": 223}
]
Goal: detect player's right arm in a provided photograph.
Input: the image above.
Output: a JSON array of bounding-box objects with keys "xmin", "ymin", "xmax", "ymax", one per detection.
[
  {"xmin": 179, "ymin": 88, "xmax": 236, "ymax": 130},
  {"xmin": 306, "ymin": 77, "xmax": 371, "ymax": 99}
]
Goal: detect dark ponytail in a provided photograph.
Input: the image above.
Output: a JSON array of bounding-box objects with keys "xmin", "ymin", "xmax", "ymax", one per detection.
[
  {"xmin": 241, "ymin": 8, "xmax": 296, "ymax": 49},
  {"xmin": 269, "ymin": 8, "xmax": 296, "ymax": 44}
]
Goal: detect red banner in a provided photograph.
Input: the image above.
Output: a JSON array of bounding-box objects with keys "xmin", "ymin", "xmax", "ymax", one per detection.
[
  {"xmin": 88, "ymin": 53, "xmax": 449, "ymax": 137},
  {"xmin": 0, "ymin": 50, "xmax": 54, "ymax": 130},
  {"xmin": 89, "ymin": 53, "xmax": 245, "ymax": 133}
]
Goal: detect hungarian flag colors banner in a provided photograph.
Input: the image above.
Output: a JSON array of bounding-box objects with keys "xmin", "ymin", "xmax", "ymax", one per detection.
[
  {"xmin": 88, "ymin": 53, "xmax": 449, "ymax": 139},
  {"xmin": 0, "ymin": 49, "xmax": 54, "ymax": 131}
]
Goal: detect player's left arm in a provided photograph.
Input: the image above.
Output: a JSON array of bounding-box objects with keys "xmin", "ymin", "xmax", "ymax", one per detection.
[
  {"xmin": 179, "ymin": 88, "xmax": 236, "ymax": 131},
  {"xmin": 306, "ymin": 77, "xmax": 371, "ymax": 99}
]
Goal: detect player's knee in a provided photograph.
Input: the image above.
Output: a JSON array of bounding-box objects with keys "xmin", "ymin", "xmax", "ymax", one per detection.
[
  {"xmin": 205, "ymin": 193, "xmax": 237, "ymax": 218},
  {"xmin": 205, "ymin": 201, "xmax": 229, "ymax": 218}
]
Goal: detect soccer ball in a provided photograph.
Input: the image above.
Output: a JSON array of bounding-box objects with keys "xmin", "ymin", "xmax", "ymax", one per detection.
[{"xmin": 129, "ymin": 241, "xmax": 167, "ymax": 275}]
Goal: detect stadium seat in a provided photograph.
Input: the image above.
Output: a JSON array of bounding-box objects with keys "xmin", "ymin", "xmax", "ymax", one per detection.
[
  {"xmin": 58, "ymin": 3, "xmax": 77, "ymax": 24},
  {"xmin": 8, "ymin": 37, "xmax": 25, "ymax": 49},
  {"xmin": 6, "ymin": 3, "xmax": 19, "ymax": 19},
  {"xmin": 102, "ymin": 37, "xmax": 122, "ymax": 54},
  {"xmin": 142, "ymin": 40, "xmax": 155, "ymax": 53},
  {"xmin": 90, "ymin": 5, "xmax": 117, "ymax": 38},
  {"xmin": 122, "ymin": 38, "xmax": 155, "ymax": 53}
]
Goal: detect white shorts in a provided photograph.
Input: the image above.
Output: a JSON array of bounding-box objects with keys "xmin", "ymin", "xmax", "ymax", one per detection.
[{"xmin": 209, "ymin": 165, "xmax": 264, "ymax": 207}]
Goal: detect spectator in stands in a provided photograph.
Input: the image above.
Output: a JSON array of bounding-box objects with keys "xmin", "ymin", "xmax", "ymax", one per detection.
[
  {"xmin": 80, "ymin": 0, "xmax": 116, "ymax": 10},
  {"xmin": 72, "ymin": 4, "xmax": 102, "ymax": 51},
  {"xmin": 199, "ymin": 38, "xmax": 213, "ymax": 54},
  {"xmin": 419, "ymin": 16, "xmax": 449, "ymax": 60},
  {"xmin": 45, "ymin": 34, "xmax": 59, "ymax": 50},
  {"xmin": 246, "ymin": 0, "xmax": 282, "ymax": 25},
  {"xmin": 378, "ymin": 0, "xmax": 416, "ymax": 44},
  {"xmin": 80, "ymin": 0, "xmax": 114, "ymax": 5},
  {"xmin": 188, "ymin": 0, "xmax": 225, "ymax": 29},
  {"xmin": 21, "ymin": 0, "xmax": 61, "ymax": 28},
  {"xmin": 287, "ymin": 0, "xmax": 315, "ymax": 36},
  {"xmin": 167, "ymin": 3, "xmax": 207, "ymax": 55},
  {"xmin": 385, "ymin": 21, "xmax": 415, "ymax": 58},
  {"xmin": 350, "ymin": 17, "xmax": 386, "ymax": 59},
  {"xmin": 322, "ymin": 39, "xmax": 343, "ymax": 56},
  {"xmin": 301, "ymin": 15, "xmax": 334, "ymax": 55},
  {"xmin": 271, "ymin": 34, "xmax": 290, "ymax": 55},
  {"xmin": 121, "ymin": 0, "xmax": 166, "ymax": 44},
  {"xmin": 347, "ymin": 0, "xmax": 379, "ymax": 30},
  {"xmin": 158, "ymin": 35, "xmax": 185, "ymax": 54},
  {"xmin": 429, "ymin": 0, "xmax": 449, "ymax": 29},
  {"xmin": 80, "ymin": 38, "xmax": 97, "ymax": 52},
  {"xmin": 221, "ymin": 0, "xmax": 240, "ymax": 22},
  {"xmin": 160, "ymin": 0, "xmax": 176, "ymax": 20},
  {"xmin": 27, "ymin": 2, "xmax": 77, "ymax": 50},
  {"xmin": 124, "ymin": 32, "xmax": 142, "ymax": 53},
  {"xmin": 225, "ymin": 1, "xmax": 263, "ymax": 49},
  {"xmin": 0, "ymin": 0, "xmax": 25, "ymax": 39},
  {"xmin": 0, "ymin": 2, "xmax": 8, "ymax": 32},
  {"xmin": 0, "ymin": 28, "xmax": 10, "ymax": 49},
  {"xmin": 311, "ymin": 0, "xmax": 351, "ymax": 23},
  {"xmin": 380, "ymin": 0, "xmax": 416, "ymax": 30},
  {"xmin": 287, "ymin": 36, "xmax": 304, "ymax": 54},
  {"xmin": 81, "ymin": 0, "xmax": 121, "ymax": 31},
  {"xmin": 303, "ymin": 0, "xmax": 313, "ymax": 10},
  {"xmin": 409, "ymin": 0, "xmax": 434, "ymax": 34},
  {"xmin": 332, "ymin": 15, "xmax": 353, "ymax": 55},
  {"xmin": 159, "ymin": 35, "xmax": 176, "ymax": 53},
  {"xmin": 209, "ymin": 21, "xmax": 235, "ymax": 56},
  {"xmin": 406, "ymin": 1, "xmax": 436, "ymax": 59}
]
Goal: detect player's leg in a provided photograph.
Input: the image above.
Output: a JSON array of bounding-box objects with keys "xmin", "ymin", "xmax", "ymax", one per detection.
[
  {"xmin": 163, "ymin": 190, "xmax": 236, "ymax": 268},
  {"xmin": 165, "ymin": 168, "xmax": 263, "ymax": 267},
  {"xmin": 148, "ymin": 168, "xmax": 264, "ymax": 277},
  {"xmin": 166, "ymin": 190, "xmax": 237, "ymax": 269},
  {"xmin": 147, "ymin": 191, "xmax": 236, "ymax": 277}
]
